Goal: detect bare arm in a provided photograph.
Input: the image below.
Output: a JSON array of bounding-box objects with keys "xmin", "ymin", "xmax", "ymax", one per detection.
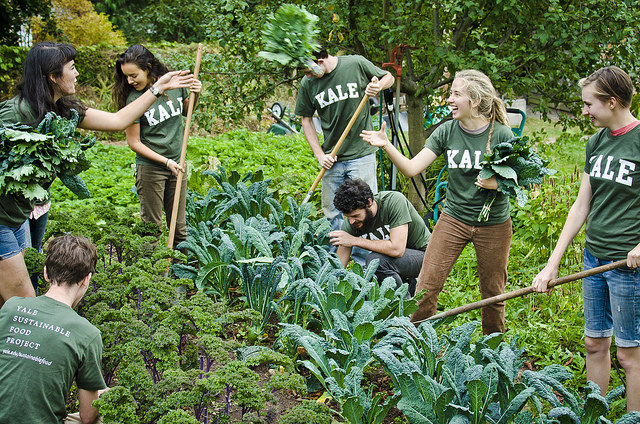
[
  {"xmin": 364, "ymin": 72, "xmax": 395, "ymax": 97},
  {"xmin": 301, "ymin": 116, "xmax": 335, "ymax": 169},
  {"xmin": 77, "ymin": 388, "xmax": 104, "ymax": 424},
  {"xmin": 80, "ymin": 70, "xmax": 194, "ymax": 132},
  {"xmin": 532, "ymin": 172, "xmax": 592, "ymax": 292},
  {"xmin": 125, "ymin": 124, "xmax": 184, "ymax": 176},
  {"xmin": 329, "ymin": 224, "xmax": 409, "ymax": 258},
  {"xmin": 336, "ymin": 245, "xmax": 353, "ymax": 268},
  {"xmin": 361, "ymin": 122, "xmax": 438, "ymax": 177}
]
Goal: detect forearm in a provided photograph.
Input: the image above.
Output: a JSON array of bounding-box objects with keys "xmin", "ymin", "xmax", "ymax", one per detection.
[
  {"xmin": 379, "ymin": 72, "xmax": 395, "ymax": 90},
  {"xmin": 336, "ymin": 246, "xmax": 352, "ymax": 268},
  {"xmin": 128, "ymin": 139, "xmax": 170, "ymax": 166},
  {"xmin": 301, "ymin": 117, "xmax": 325, "ymax": 161},
  {"xmin": 81, "ymin": 86, "xmax": 161, "ymax": 131},
  {"xmin": 351, "ymin": 237, "xmax": 405, "ymax": 258},
  {"xmin": 546, "ymin": 208, "xmax": 588, "ymax": 268},
  {"xmin": 77, "ymin": 389, "xmax": 101, "ymax": 424},
  {"xmin": 380, "ymin": 142, "xmax": 433, "ymax": 178}
]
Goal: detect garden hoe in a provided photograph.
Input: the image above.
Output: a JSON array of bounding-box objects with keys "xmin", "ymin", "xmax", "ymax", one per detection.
[
  {"xmin": 167, "ymin": 43, "xmax": 204, "ymax": 249},
  {"xmin": 302, "ymin": 93, "xmax": 370, "ymax": 204},
  {"xmin": 415, "ymin": 259, "xmax": 627, "ymax": 323}
]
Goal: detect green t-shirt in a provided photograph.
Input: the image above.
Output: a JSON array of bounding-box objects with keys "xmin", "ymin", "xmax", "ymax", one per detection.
[
  {"xmin": 0, "ymin": 97, "xmax": 43, "ymax": 227},
  {"xmin": 424, "ymin": 120, "xmax": 514, "ymax": 226},
  {"xmin": 341, "ymin": 191, "xmax": 431, "ymax": 250},
  {"xmin": 0, "ymin": 296, "xmax": 106, "ymax": 424},
  {"xmin": 294, "ymin": 55, "xmax": 386, "ymax": 161},
  {"xmin": 126, "ymin": 87, "xmax": 188, "ymax": 168},
  {"xmin": 584, "ymin": 125, "xmax": 640, "ymax": 260}
]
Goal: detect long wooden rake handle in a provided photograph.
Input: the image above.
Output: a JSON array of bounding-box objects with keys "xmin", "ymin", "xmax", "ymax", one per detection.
[
  {"xmin": 302, "ymin": 94, "xmax": 370, "ymax": 204},
  {"xmin": 418, "ymin": 259, "xmax": 627, "ymax": 323},
  {"xmin": 167, "ymin": 43, "xmax": 204, "ymax": 249}
]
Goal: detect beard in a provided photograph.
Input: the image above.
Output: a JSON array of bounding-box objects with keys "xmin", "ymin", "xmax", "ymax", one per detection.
[{"xmin": 353, "ymin": 207, "xmax": 375, "ymax": 235}]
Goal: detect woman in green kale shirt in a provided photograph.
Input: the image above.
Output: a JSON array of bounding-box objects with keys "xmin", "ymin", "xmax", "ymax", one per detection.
[
  {"xmin": 533, "ymin": 66, "xmax": 640, "ymax": 412},
  {"xmin": 0, "ymin": 42, "xmax": 194, "ymax": 307},
  {"xmin": 113, "ymin": 45, "xmax": 201, "ymax": 248}
]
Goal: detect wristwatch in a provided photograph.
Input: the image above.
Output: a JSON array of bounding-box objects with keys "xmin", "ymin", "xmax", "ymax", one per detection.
[{"xmin": 149, "ymin": 85, "xmax": 161, "ymax": 97}]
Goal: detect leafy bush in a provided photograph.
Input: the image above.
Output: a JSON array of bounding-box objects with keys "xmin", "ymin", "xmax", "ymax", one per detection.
[
  {"xmin": 30, "ymin": 0, "xmax": 127, "ymax": 47},
  {"xmin": 0, "ymin": 45, "xmax": 26, "ymax": 99},
  {"xmin": 279, "ymin": 400, "xmax": 333, "ymax": 424},
  {"xmin": 188, "ymin": 130, "xmax": 318, "ymax": 201}
]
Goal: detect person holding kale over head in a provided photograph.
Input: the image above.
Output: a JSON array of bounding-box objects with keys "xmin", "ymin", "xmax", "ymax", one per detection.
[
  {"xmin": 533, "ymin": 66, "xmax": 640, "ymax": 412},
  {"xmin": 0, "ymin": 42, "xmax": 195, "ymax": 308},
  {"xmin": 295, "ymin": 46, "xmax": 394, "ymax": 238}
]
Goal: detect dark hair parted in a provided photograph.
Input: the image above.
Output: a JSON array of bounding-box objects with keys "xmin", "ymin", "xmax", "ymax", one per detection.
[
  {"xmin": 45, "ymin": 235, "xmax": 97, "ymax": 286},
  {"xmin": 113, "ymin": 45, "xmax": 169, "ymax": 110},
  {"xmin": 333, "ymin": 179, "xmax": 373, "ymax": 213},
  {"xmin": 579, "ymin": 66, "xmax": 635, "ymax": 109},
  {"xmin": 16, "ymin": 42, "xmax": 87, "ymax": 125}
]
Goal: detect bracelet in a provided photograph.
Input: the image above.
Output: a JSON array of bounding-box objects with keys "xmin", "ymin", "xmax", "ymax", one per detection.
[{"xmin": 165, "ymin": 158, "xmax": 170, "ymax": 168}]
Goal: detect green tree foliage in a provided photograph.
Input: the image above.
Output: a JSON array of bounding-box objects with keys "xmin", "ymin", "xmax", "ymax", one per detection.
[
  {"xmin": 0, "ymin": 0, "xmax": 52, "ymax": 45},
  {"xmin": 180, "ymin": 0, "xmax": 639, "ymax": 206},
  {"xmin": 31, "ymin": 0, "xmax": 127, "ymax": 46}
]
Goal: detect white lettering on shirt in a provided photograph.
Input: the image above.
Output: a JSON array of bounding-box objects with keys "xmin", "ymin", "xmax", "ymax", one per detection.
[
  {"xmin": 447, "ymin": 150, "xmax": 459, "ymax": 168},
  {"xmin": 589, "ymin": 155, "xmax": 636, "ymax": 187},
  {"xmin": 459, "ymin": 150, "xmax": 472, "ymax": 169},
  {"xmin": 616, "ymin": 159, "xmax": 635, "ymax": 186},
  {"xmin": 335, "ymin": 85, "xmax": 349, "ymax": 101}
]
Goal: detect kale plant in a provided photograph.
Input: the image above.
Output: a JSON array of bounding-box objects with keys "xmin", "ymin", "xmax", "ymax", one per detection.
[
  {"xmin": 0, "ymin": 110, "xmax": 95, "ymax": 200},
  {"xmin": 258, "ymin": 4, "xmax": 322, "ymax": 75},
  {"xmin": 477, "ymin": 135, "xmax": 555, "ymax": 221}
]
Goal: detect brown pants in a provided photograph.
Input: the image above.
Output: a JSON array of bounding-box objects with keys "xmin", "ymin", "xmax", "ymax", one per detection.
[
  {"xmin": 411, "ymin": 212, "xmax": 512, "ymax": 334},
  {"xmin": 135, "ymin": 164, "xmax": 188, "ymax": 248}
]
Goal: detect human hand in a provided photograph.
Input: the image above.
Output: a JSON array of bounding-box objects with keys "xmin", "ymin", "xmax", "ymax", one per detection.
[
  {"xmin": 166, "ymin": 159, "xmax": 185, "ymax": 176},
  {"xmin": 627, "ymin": 244, "xmax": 640, "ymax": 268},
  {"xmin": 475, "ymin": 175, "xmax": 498, "ymax": 190},
  {"xmin": 531, "ymin": 264, "xmax": 558, "ymax": 293},
  {"xmin": 190, "ymin": 78, "xmax": 202, "ymax": 93},
  {"xmin": 329, "ymin": 230, "xmax": 357, "ymax": 247},
  {"xmin": 360, "ymin": 121, "xmax": 390, "ymax": 148},
  {"xmin": 365, "ymin": 76, "xmax": 382, "ymax": 97},
  {"xmin": 155, "ymin": 70, "xmax": 195, "ymax": 92},
  {"xmin": 318, "ymin": 154, "xmax": 336, "ymax": 170}
]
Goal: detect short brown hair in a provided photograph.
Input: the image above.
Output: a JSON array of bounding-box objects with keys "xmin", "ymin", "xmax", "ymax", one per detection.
[
  {"xmin": 579, "ymin": 66, "xmax": 635, "ymax": 109},
  {"xmin": 45, "ymin": 235, "xmax": 97, "ymax": 286}
]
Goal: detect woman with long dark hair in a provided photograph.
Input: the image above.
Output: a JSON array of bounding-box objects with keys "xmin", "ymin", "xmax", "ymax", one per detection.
[
  {"xmin": 0, "ymin": 42, "xmax": 194, "ymax": 307},
  {"xmin": 113, "ymin": 44, "xmax": 201, "ymax": 247}
]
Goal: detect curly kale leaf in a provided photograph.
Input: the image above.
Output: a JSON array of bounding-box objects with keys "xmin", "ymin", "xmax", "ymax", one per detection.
[
  {"xmin": 477, "ymin": 136, "xmax": 555, "ymax": 221},
  {"xmin": 0, "ymin": 110, "xmax": 96, "ymax": 200},
  {"xmin": 258, "ymin": 4, "xmax": 320, "ymax": 68}
]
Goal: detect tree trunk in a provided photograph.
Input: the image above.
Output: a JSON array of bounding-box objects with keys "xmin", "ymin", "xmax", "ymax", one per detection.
[{"xmin": 400, "ymin": 73, "xmax": 429, "ymax": 213}]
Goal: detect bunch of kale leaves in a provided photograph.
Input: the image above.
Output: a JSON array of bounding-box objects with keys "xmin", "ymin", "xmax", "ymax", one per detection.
[
  {"xmin": 0, "ymin": 109, "xmax": 95, "ymax": 201},
  {"xmin": 258, "ymin": 4, "xmax": 320, "ymax": 71},
  {"xmin": 477, "ymin": 135, "xmax": 555, "ymax": 221}
]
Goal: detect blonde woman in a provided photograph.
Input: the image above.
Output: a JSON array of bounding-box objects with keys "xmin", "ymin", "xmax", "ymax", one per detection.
[{"xmin": 361, "ymin": 69, "xmax": 513, "ymax": 334}]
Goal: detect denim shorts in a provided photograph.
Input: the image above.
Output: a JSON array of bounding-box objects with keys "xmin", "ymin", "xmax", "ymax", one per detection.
[
  {"xmin": 582, "ymin": 248, "xmax": 640, "ymax": 347},
  {"xmin": 0, "ymin": 220, "xmax": 28, "ymax": 260}
]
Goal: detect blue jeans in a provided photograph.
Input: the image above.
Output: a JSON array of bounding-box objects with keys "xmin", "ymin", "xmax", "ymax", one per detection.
[
  {"xmin": 0, "ymin": 220, "xmax": 28, "ymax": 260},
  {"xmin": 322, "ymin": 153, "xmax": 377, "ymax": 262},
  {"xmin": 321, "ymin": 153, "xmax": 378, "ymax": 232},
  {"xmin": 583, "ymin": 248, "xmax": 640, "ymax": 347}
]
